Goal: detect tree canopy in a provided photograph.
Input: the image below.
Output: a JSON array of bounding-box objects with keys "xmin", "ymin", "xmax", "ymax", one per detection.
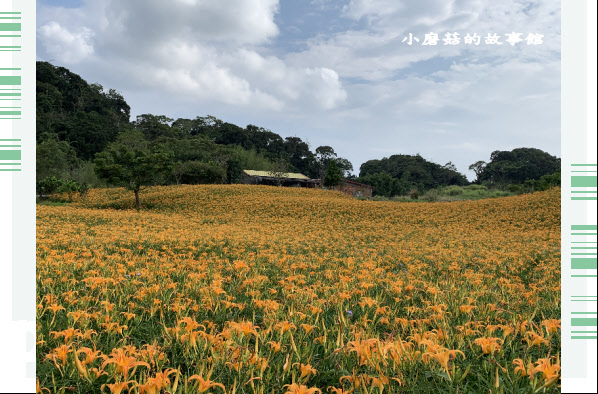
[
  {"xmin": 475, "ymin": 148, "xmax": 560, "ymax": 185},
  {"xmin": 36, "ymin": 61, "xmax": 131, "ymax": 160},
  {"xmin": 94, "ymin": 130, "xmax": 173, "ymax": 208},
  {"xmin": 358, "ymin": 154, "xmax": 469, "ymax": 196}
]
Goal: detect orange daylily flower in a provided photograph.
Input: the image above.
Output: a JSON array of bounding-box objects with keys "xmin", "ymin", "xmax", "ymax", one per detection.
[
  {"xmin": 45, "ymin": 344, "xmax": 72, "ymax": 368},
  {"xmin": 542, "ymin": 319, "xmax": 561, "ymax": 334},
  {"xmin": 101, "ymin": 381, "xmax": 134, "ymax": 394},
  {"xmin": 294, "ymin": 362, "xmax": 317, "ymax": 379},
  {"xmin": 473, "ymin": 337, "xmax": 503, "ymax": 355},
  {"xmin": 422, "ymin": 349, "xmax": 465, "ymax": 373},
  {"xmin": 187, "ymin": 374, "xmax": 226, "ymax": 393},
  {"xmin": 531, "ymin": 358, "xmax": 561, "ymax": 387},
  {"xmin": 283, "ymin": 383, "xmax": 322, "ymax": 394},
  {"xmin": 230, "ymin": 321, "xmax": 260, "ymax": 337},
  {"xmin": 102, "ymin": 348, "xmax": 150, "ymax": 380}
]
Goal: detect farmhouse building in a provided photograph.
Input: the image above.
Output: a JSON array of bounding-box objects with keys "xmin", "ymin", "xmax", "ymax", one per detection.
[
  {"xmin": 242, "ymin": 170, "xmax": 319, "ymax": 188},
  {"xmin": 315, "ymin": 179, "xmax": 374, "ymax": 198},
  {"xmin": 242, "ymin": 170, "xmax": 374, "ymax": 197}
]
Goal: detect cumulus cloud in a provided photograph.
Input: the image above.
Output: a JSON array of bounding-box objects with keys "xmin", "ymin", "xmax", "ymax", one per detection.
[
  {"xmin": 36, "ymin": 0, "xmax": 348, "ymax": 111},
  {"xmin": 100, "ymin": 0, "xmax": 280, "ymax": 46},
  {"xmin": 37, "ymin": 21, "xmax": 94, "ymax": 64},
  {"xmin": 290, "ymin": 0, "xmax": 559, "ymax": 81}
]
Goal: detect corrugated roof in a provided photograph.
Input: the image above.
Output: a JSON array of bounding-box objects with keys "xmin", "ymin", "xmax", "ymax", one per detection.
[{"xmin": 243, "ymin": 170, "xmax": 311, "ymax": 180}]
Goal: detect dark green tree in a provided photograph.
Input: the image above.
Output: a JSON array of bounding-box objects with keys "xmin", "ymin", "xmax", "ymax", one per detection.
[
  {"xmin": 478, "ymin": 148, "xmax": 560, "ymax": 185},
  {"xmin": 468, "ymin": 161, "xmax": 487, "ymax": 183},
  {"xmin": 323, "ymin": 159, "xmax": 342, "ymax": 188},
  {"xmin": 359, "ymin": 154, "xmax": 468, "ymax": 192},
  {"xmin": 36, "ymin": 133, "xmax": 81, "ymax": 181},
  {"xmin": 357, "ymin": 172, "xmax": 408, "ymax": 197},
  {"xmin": 335, "ymin": 157, "xmax": 354, "ymax": 178},
  {"xmin": 283, "ymin": 136, "xmax": 316, "ymax": 176},
  {"xmin": 133, "ymin": 114, "xmax": 179, "ymax": 140},
  {"xmin": 36, "ymin": 61, "xmax": 130, "ymax": 160},
  {"xmin": 94, "ymin": 130, "xmax": 173, "ymax": 208}
]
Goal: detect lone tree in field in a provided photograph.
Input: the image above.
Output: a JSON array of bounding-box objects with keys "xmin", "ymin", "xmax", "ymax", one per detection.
[
  {"xmin": 323, "ymin": 159, "xmax": 342, "ymax": 189},
  {"xmin": 94, "ymin": 130, "xmax": 173, "ymax": 208}
]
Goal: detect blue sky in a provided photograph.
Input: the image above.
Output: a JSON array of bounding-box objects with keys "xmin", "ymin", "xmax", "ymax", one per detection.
[{"xmin": 36, "ymin": 0, "xmax": 561, "ymax": 179}]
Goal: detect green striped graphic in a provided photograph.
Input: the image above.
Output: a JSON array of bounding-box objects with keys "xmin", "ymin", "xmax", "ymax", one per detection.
[
  {"xmin": 0, "ymin": 111, "xmax": 20, "ymax": 115},
  {"xmin": 0, "ymin": 23, "xmax": 20, "ymax": 31},
  {"xmin": 572, "ymin": 318, "xmax": 598, "ymax": 326},
  {"xmin": 0, "ymin": 45, "xmax": 21, "ymax": 52},
  {"xmin": 0, "ymin": 76, "xmax": 21, "ymax": 85},
  {"xmin": 572, "ymin": 225, "xmax": 598, "ymax": 230},
  {"xmin": 0, "ymin": 150, "xmax": 20, "ymax": 160},
  {"xmin": 571, "ymin": 258, "xmax": 597, "ymax": 269},
  {"xmin": 571, "ymin": 176, "xmax": 598, "ymax": 187},
  {"xmin": 571, "ymin": 165, "xmax": 598, "ymax": 199}
]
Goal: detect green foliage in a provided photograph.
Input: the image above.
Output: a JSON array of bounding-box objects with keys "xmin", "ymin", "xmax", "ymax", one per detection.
[
  {"xmin": 36, "ymin": 134, "xmax": 81, "ymax": 181},
  {"xmin": 37, "ymin": 177, "xmax": 88, "ymax": 201},
  {"xmin": 468, "ymin": 160, "xmax": 487, "ymax": 183},
  {"xmin": 536, "ymin": 171, "xmax": 561, "ymax": 191},
  {"xmin": 69, "ymin": 161, "xmax": 105, "ymax": 188},
  {"xmin": 133, "ymin": 114, "xmax": 180, "ymax": 140},
  {"xmin": 226, "ymin": 157, "xmax": 243, "ymax": 184},
  {"xmin": 357, "ymin": 172, "xmax": 407, "ymax": 197},
  {"xmin": 283, "ymin": 136, "xmax": 317, "ymax": 177},
  {"xmin": 443, "ymin": 185, "xmax": 463, "ymax": 196},
  {"xmin": 477, "ymin": 148, "xmax": 560, "ymax": 185},
  {"xmin": 176, "ymin": 161, "xmax": 226, "ymax": 185},
  {"xmin": 359, "ymin": 154, "xmax": 468, "ymax": 195},
  {"xmin": 94, "ymin": 130, "xmax": 173, "ymax": 208},
  {"xmin": 227, "ymin": 147, "xmax": 277, "ymax": 172},
  {"xmin": 312, "ymin": 146, "xmax": 354, "ymax": 180},
  {"xmin": 36, "ymin": 62, "xmax": 130, "ymax": 160},
  {"xmin": 323, "ymin": 159, "xmax": 342, "ymax": 188},
  {"xmin": 37, "ymin": 176, "xmax": 64, "ymax": 196},
  {"xmin": 421, "ymin": 188, "xmax": 440, "ymax": 201}
]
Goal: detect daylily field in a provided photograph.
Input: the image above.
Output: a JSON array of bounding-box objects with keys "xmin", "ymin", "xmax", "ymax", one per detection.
[{"xmin": 36, "ymin": 185, "xmax": 561, "ymax": 393}]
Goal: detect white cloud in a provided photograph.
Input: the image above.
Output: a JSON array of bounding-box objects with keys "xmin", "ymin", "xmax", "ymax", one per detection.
[
  {"xmin": 36, "ymin": 0, "xmax": 349, "ymax": 111},
  {"xmin": 37, "ymin": 21, "xmax": 94, "ymax": 64},
  {"xmin": 289, "ymin": 0, "xmax": 559, "ymax": 82},
  {"xmin": 96, "ymin": 0, "xmax": 279, "ymax": 45}
]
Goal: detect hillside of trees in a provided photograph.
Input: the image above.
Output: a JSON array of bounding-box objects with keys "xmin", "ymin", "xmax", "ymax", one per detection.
[{"xmin": 36, "ymin": 61, "xmax": 560, "ymax": 199}]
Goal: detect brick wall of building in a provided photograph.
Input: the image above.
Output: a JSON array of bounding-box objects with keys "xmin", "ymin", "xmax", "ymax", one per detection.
[{"xmin": 335, "ymin": 181, "xmax": 373, "ymax": 198}]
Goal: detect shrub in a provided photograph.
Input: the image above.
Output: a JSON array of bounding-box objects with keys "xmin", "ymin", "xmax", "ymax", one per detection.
[
  {"xmin": 509, "ymin": 184, "xmax": 525, "ymax": 194},
  {"xmin": 37, "ymin": 176, "xmax": 63, "ymax": 197},
  {"xmin": 422, "ymin": 189, "xmax": 440, "ymax": 202},
  {"xmin": 443, "ymin": 185, "xmax": 463, "ymax": 196}
]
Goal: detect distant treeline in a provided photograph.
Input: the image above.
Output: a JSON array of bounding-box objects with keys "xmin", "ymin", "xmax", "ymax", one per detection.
[{"xmin": 36, "ymin": 61, "xmax": 560, "ymax": 198}]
